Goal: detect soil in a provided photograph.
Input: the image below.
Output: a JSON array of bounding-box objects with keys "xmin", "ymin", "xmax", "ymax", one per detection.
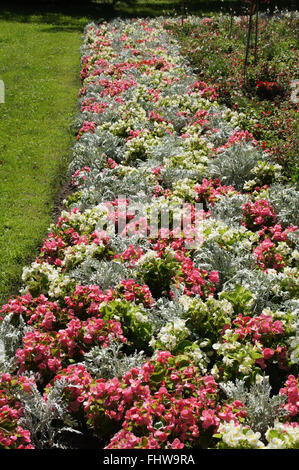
[{"xmin": 51, "ymin": 176, "xmax": 74, "ymax": 224}]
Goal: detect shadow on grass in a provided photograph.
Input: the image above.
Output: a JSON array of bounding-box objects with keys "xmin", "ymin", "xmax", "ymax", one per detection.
[
  {"xmin": 0, "ymin": 0, "xmax": 116, "ymax": 29},
  {"xmin": 0, "ymin": 0, "xmax": 294, "ymax": 32},
  {"xmin": 0, "ymin": 0, "xmax": 251, "ymax": 31}
]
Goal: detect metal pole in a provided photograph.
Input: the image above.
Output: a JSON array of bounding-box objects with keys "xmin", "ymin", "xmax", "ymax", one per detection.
[
  {"xmin": 181, "ymin": 0, "xmax": 185, "ymax": 27},
  {"xmin": 254, "ymin": 0, "xmax": 259, "ymax": 65},
  {"xmin": 243, "ymin": 2, "xmax": 254, "ymax": 83}
]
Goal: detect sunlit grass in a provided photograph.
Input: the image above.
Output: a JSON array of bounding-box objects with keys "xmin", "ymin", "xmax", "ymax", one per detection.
[{"xmin": 0, "ymin": 13, "xmax": 88, "ymax": 304}]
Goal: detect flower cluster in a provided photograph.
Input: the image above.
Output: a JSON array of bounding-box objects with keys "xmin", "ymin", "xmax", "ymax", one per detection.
[
  {"xmin": 164, "ymin": 13, "xmax": 298, "ymax": 181},
  {"xmin": 256, "ymin": 81, "xmax": 281, "ymax": 100},
  {"xmin": 0, "ymin": 374, "xmax": 34, "ymax": 449},
  {"xmin": 84, "ymin": 352, "xmax": 247, "ymax": 449},
  {"xmin": 242, "ymin": 199, "xmax": 277, "ymax": 231},
  {"xmin": 0, "ymin": 17, "xmax": 297, "ymax": 449},
  {"xmin": 15, "ymin": 315, "xmax": 125, "ymax": 384}
]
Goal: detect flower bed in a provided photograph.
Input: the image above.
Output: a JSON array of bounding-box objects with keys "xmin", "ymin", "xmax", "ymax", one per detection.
[
  {"xmin": 0, "ymin": 17, "xmax": 298, "ymax": 450},
  {"xmin": 165, "ymin": 12, "xmax": 299, "ymax": 183}
]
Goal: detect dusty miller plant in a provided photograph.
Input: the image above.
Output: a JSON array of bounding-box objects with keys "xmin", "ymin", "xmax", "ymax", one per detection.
[
  {"xmin": 209, "ymin": 126, "xmax": 235, "ymax": 148},
  {"xmin": 193, "ymin": 240, "xmax": 253, "ymax": 291},
  {"xmin": 146, "ymin": 134, "xmax": 183, "ymax": 164},
  {"xmin": 87, "ymin": 129, "xmax": 124, "ymax": 162},
  {"xmin": 221, "ymin": 267, "xmax": 291, "ymax": 314},
  {"xmin": 207, "ymin": 143, "xmax": 266, "ymax": 191},
  {"xmin": 17, "ymin": 378, "xmax": 81, "ymax": 449},
  {"xmin": 208, "ymin": 193, "xmax": 248, "ymax": 227},
  {"xmin": 68, "ymin": 258, "xmax": 135, "ymax": 291},
  {"xmin": 161, "ymin": 168, "xmax": 203, "ymax": 190},
  {"xmin": 206, "ymin": 118, "xmax": 235, "ymax": 148},
  {"xmin": 147, "ymin": 295, "xmax": 186, "ymax": 332},
  {"xmin": 0, "ymin": 314, "xmax": 32, "ymax": 374},
  {"xmin": 69, "ymin": 142, "xmax": 106, "ymax": 175},
  {"xmin": 220, "ymin": 376, "xmax": 289, "ymax": 438},
  {"xmin": 82, "ymin": 336, "xmax": 146, "ymax": 380},
  {"xmin": 70, "ymin": 167, "xmax": 154, "ymax": 211},
  {"xmin": 267, "ymin": 183, "xmax": 299, "ymax": 227}
]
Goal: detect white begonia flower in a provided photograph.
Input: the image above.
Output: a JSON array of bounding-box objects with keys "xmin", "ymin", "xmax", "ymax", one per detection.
[
  {"xmin": 238, "ymin": 364, "xmax": 251, "ymax": 374},
  {"xmin": 199, "ymin": 339, "xmax": 210, "ymax": 348},
  {"xmin": 266, "ymin": 438, "xmax": 285, "ymax": 449},
  {"xmin": 178, "ymin": 295, "xmax": 195, "ymax": 311},
  {"xmin": 261, "ymin": 307, "xmax": 273, "ymax": 316},
  {"xmin": 135, "ymin": 250, "xmax": 157, "ymax": 266},
  {"xmin": 265, "ymin": 422, "xmax": 299, "ymax": 449},
  {"xmin": 134, "ymin": 311, "xmax": 148, "ymax": 323},
  {"xmin": 223, "ymin": 357, "xmax": 234, "ymax": 367},
  {"xmin": 218, "ymin": 421, "xmax": 265, "ymax": 449},
  {"xmin": 242, "ymin": 239, "xmax": 253, "ymax": 250},
  {"xmin": 243, "ymin": 179, "xmax": 257, "ymax": 190}
]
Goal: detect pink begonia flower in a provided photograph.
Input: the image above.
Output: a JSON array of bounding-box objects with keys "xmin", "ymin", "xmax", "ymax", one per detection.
[
  {"xmin": 255, "ymin": 358, "xmax": 267, "ymax": 369},
  {"xmin": 121, "ymin": 387, "xmax": 132, "ymax": 404},
  {"xmin": 156, "ymin": 386, "xmax": 170, "ymax": 398},
  {"xmin": 263, "ymin": 348, "xmax": 275, "ymax": 360},
  {"xmin": 153, "ymin": 430, "xmax": 168, "ymax": 441},
  {"xmin": 200, "ymin": 409, "xmax": 219, "ymax": 430},
  {"xmin": 180, "ymin": 408, "xmax": 194, "ymax": 424},
  {"xmin": 156, "ymin": 351, "xmax": 172, "ymax": 363},
  {"xmin": 209, "ymin": 271, "xmax": 219, "ymax": 283},
  {"xmin": 167, "ymin": 438, "xmax": 184, "ymax": 449}
]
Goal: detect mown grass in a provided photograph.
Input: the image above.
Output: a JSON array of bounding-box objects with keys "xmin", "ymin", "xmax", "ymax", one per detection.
[{"xmin": 0, "ymin": 10, "xmax": 90, "ymax": 304}]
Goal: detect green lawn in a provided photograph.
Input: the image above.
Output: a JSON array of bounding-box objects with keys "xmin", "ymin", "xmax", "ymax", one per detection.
[{"xmin": 0, "ymin": 9, "xmax": 90, "ymax": 304}]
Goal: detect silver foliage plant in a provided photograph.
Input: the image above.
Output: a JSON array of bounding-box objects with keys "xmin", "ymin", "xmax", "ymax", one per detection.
[
  {"xmin": 193, "ymin": 240, "xmax": 254, "ymax": 291},
  {"xmin": 70, "ymin": 166, "xmax": 155, "ymax": 212},
  {"xmin": 208, "ymin": 193, "xmax": 248, "ymax": 227},
  {"xmin": 17, "ymin": 378, "xmax": 81, "ymax": 449},
  {"xmin": 82, "ymin": 336, "xmax": 146, "ymax": 380},
  {"xmin": 221, "ymin": 267, "xmax": 297, "ymax": 314},
  {"xmin": 267, "ymin": 183, "xmax": 299, "ymax": 227},
  {"xmin": 0, "ymin": 314, "xmax": 32, "ymax": 374},
  {"xmin": 68, "ymin": 142, "xmax": 106, "ymax": 177},
  {"xmin": 207, "ymin": 143, "xmax": 267, "ymax": 191},
  {"xmin": 147, "ymin": 295, "xmax": 186, "ymax": 332},
  {"xmin": 68, "ymin": 258, "xmax": 134, "ymax": 291},
  {"xmin": 220, "ymin": 376, "xmax": 289, "ymax": 438}
]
